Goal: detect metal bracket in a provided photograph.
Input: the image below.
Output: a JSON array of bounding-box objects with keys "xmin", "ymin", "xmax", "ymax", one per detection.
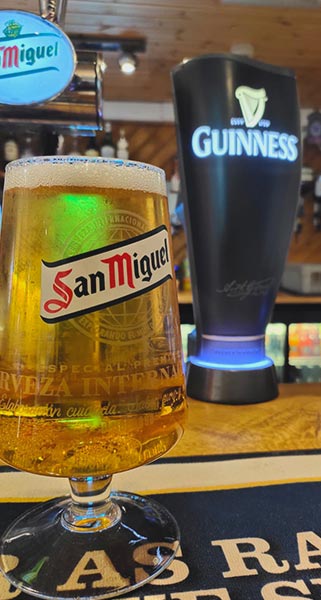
[{"xmin": 39, "ymin": 0, "xmax": 67, "ymax": 26}]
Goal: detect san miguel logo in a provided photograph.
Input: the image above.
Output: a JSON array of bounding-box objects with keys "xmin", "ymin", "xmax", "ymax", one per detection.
[
  {"xmin": 41, "ymin": 226, "xmax": 173, "ymax": 324},
  {"xmin": 3, "ymin": 19, "xmax": 22, "ymax": 38},
  {"xmin": 0, "ymin": 19, "xmax": 59, "ymax": 73},
  {"xmin": 0, "ymin": 10, "xmax": 75, "ymax": 105},
  {"xmin": 191, "ymin": 84, "xmax": 299, "ymax": 162}
]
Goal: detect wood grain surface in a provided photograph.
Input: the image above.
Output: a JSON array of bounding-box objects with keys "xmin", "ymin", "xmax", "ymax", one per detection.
[
  {"xmin": 0, "ymin": 385, "xmax": 320, "ymax": 470},
  {"xmin": 4, "ymin": 0, "xmax": 321, "ymax": 107},
  {"xmin": 169, "ymin": 383, "xmax": 321, "ymax": 458},
  {"xmin": 177, "ymin": 290, "xmax": 321, "ymax": 305}
]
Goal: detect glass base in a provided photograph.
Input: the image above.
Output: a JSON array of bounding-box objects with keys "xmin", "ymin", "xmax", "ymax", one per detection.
[{"xmin": 0, "ymin": 491, "xmax": 180, "ymax": 600}]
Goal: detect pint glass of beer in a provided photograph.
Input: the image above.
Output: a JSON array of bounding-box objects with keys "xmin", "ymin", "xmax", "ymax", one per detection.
[{"xmin": 0, "ymin": 156, "xmax": 187, "ymax": 599}]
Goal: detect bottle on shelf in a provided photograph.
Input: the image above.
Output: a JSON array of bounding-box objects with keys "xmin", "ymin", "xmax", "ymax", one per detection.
[
  {"xmin": 3, "ymin": 133, "xmax": 19, "ymax": 167},
  {"xmin": 67, "ymin": 129, "xmax": 82, "ymax": 156},
  {"xmin": 170, "ymin": 157, "xmax": 180, "ymax": 194},
  {"xmin": 100, "ymin": 121, "xmax": 116, "ymax": 158},
  {"xmin": 56, "ymin": 134, "xmax": 65, "ymax": 156},
  {"xmin": 84, "ymin": 135, "xmax": 100, "ymax": 157},
  {"xmin": 181, "ymin": 257, "xmax": 191, "ymax": 292},
  {"xmin": 168, "ymin": 157, "xmax": 181, "ymax": 219},
  {"xmin": 20, "ymin": 134, "xmax": 33, "ymax": 159},
  {"xmin": 116, "ymin": 128, "xmax": 129, "ymax": 160}
]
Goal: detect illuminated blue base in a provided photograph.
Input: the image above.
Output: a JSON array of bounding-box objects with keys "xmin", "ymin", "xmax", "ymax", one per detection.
[
  {"xmin": 186, "ymin": 331, "xmax": 278, "ymax": 404},
  {"xmin": 190, "ymin": 355, "xmax": 273, "ymax": 371}
]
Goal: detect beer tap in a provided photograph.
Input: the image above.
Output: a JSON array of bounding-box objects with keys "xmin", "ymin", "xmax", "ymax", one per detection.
[{"xmin": 39, "ymin": 0, "xmax": 68, "ymax": 26}]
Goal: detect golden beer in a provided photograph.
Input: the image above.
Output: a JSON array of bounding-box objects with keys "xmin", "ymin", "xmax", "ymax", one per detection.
[{"xmin": 0, "ymin": 158, "xmax": 186, "ymax": 478}]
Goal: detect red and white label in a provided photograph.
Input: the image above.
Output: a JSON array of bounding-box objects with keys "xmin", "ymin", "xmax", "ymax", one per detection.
[{"xmin": 41, "ymin": 225, "xmax": 172, "ymax": 323}]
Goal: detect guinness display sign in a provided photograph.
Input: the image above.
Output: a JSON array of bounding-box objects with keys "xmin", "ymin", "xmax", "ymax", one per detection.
[{"xmin": 172, "ymin": 54, "xmax": 301, "ymax": 404}]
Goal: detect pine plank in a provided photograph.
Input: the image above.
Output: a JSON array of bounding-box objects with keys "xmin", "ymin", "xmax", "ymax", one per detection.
[{"xmin": 2, "ymin": 1, "xmax": 321, "ymax": 105}]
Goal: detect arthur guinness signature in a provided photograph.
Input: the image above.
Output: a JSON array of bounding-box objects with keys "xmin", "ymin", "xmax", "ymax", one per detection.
[{"xmin": 216, "ymin": 278, "xmax": 274, "ymax": 301}]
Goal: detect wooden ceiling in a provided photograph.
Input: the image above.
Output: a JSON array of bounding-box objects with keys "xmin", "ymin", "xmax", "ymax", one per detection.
[{"xmin": 4, "ymin": 0, "xmax": 321, "ymax": 108}]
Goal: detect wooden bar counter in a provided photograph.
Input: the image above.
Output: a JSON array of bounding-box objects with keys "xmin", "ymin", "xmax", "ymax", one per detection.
[
  {"xmin": 0, "ymin": 384, "xmax": 320, "ymax": 469},
  {"xmin": 0, "ymin": 384, "xmax": 321, "ymax": 600},
  {"xmin": 168, "ymin": 383, "xmax": 321, "ymax": 458},
  {"xmin": 178, "ymin": 290, "xmax": 321, "ymax": 305}
]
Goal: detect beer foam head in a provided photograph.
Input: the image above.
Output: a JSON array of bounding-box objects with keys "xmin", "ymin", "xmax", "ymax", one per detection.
[{"xmin": 5, "ymin": 156, "xmax": 166, "ymax": 195}]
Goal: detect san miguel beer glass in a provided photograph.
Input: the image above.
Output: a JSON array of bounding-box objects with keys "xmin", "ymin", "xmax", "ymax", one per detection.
[{"xmin": 0, "ymin": 157, "xmax": 187, "ymax": 599}]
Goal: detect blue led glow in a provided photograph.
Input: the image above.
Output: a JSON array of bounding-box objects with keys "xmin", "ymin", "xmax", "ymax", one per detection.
[
  {"xmin": 0, "ymin": 10, "xmax": 75, "ymax": 105},
  {"xmin": 188, "ymin": 333, "xmax": 274, "ymax": 371},
  {"xmin": 190, "ymin": 355, "xmax": 273, "ymax": 371}
]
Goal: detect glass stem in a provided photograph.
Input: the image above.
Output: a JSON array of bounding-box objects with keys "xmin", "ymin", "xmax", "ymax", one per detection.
[{"xmin": 62, "ymin": 475, "xmax": 122, "ymax": 532}]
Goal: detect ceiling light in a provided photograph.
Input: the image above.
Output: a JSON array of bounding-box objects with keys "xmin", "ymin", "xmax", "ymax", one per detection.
[{"xmin": 118, "ymin": 53, "xmax": 137, "ymax": 75}]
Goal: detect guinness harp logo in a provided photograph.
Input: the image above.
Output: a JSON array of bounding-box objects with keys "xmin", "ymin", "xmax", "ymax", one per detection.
[{"xmin": 235, "ymin": 86, "xmax": 268, "ymax": 128}]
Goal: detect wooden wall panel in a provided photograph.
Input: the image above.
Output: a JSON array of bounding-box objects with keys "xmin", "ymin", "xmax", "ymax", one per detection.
[{"xmin": 6, "ymin": 0, "xmax": 321, "ymax": 107}]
